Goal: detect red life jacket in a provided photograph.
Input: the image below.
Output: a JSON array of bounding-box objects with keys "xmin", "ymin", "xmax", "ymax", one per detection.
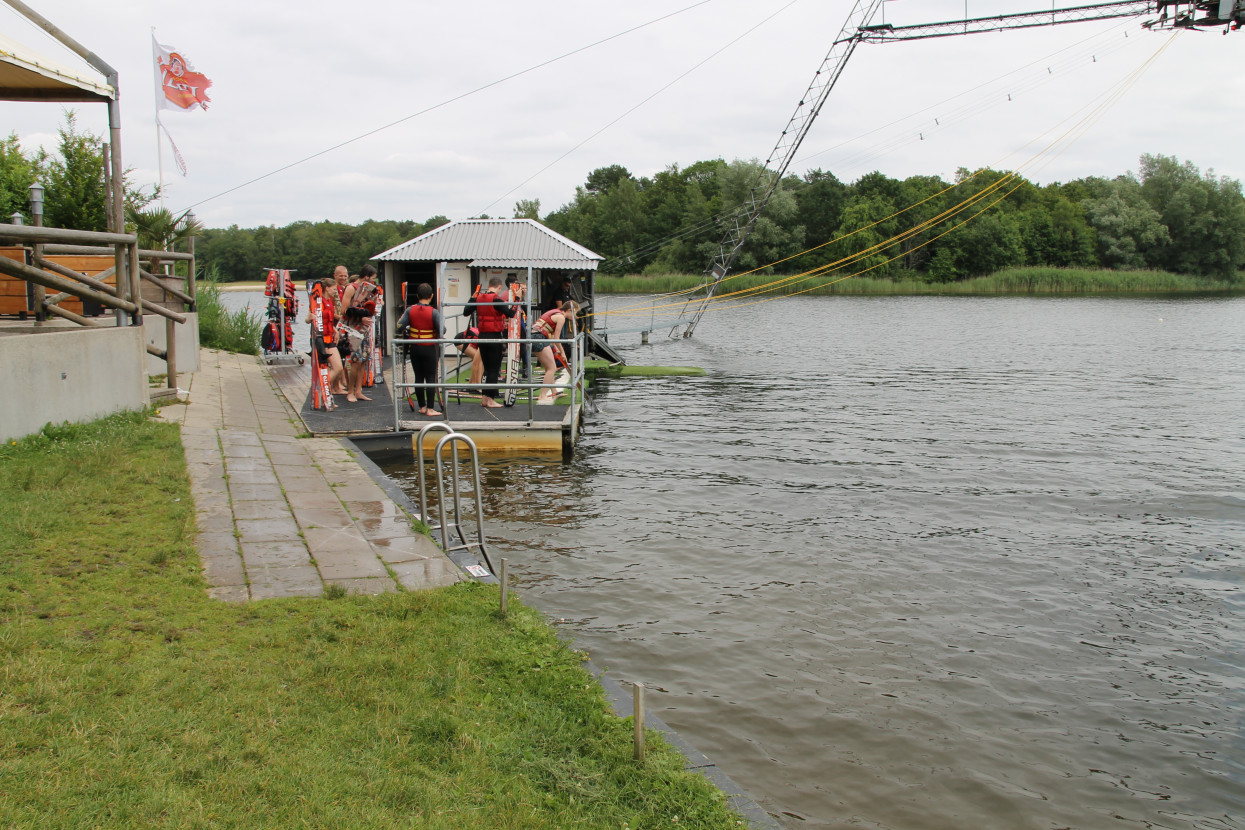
[
  {"xmin": 476, "ymin": 290, "xmax": 508, "ymax": 333},
  {"xmin": 408, "ymin": 303, "xmax": 437, "ymax": 340},
  {"xmin": 534, "ymin": 308, "xmax": 563, "ymax": 336}
]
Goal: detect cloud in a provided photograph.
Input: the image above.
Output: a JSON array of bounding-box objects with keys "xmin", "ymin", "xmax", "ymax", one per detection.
[{"xmin": 3, "ymin": 0, "xmax": 1241, "ymax": 229}]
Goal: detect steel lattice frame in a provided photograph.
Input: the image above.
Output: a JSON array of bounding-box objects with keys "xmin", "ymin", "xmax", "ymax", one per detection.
[{"xmin": 670, "ymin": 0, "xmax": 1239, "ymax": 339}]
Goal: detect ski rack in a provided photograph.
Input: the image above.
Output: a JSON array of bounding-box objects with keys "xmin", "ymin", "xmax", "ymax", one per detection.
[{"xmin": 262, "ymin": 268, "xmax": 303, "ymax": 366}]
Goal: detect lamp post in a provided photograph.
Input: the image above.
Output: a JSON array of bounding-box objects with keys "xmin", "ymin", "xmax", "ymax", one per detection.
[
  {"xmin": 28, "ymin": 183, "xmax": 44, "ymax": 227},
  {"xmin": 29, "ymin": 183, "xmax": 45, "ymax": 322}
]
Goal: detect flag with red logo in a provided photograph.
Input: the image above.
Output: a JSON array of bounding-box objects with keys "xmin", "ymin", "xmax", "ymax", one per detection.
[{"xmin": 152, "ymin": 36, "xmax": 212, "ymax": 112}]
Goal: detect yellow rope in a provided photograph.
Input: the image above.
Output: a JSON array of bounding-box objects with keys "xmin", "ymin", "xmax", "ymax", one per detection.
[{"xmin": 596, "ymin": 31, "xmax": 1177, "ymax": 325}]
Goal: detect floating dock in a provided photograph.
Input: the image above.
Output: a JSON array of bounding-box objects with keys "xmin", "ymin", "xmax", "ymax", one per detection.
[{"xmin": 267, "ymin": 355, "xmax": 582, "ymax": 457}]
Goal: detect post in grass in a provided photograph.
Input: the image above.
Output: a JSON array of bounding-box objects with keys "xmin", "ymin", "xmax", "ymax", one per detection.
[
  {"xmin": 633, "ymin": 681, "xmax": 645, "ymax": 762},
  {"xmin": 499, "ymin": 558, "xmax": 508, "ymax": 615}
]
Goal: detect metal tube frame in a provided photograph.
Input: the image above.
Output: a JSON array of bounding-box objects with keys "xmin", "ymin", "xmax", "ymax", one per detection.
[{"xmin": 433, "ymin": 431, "xmax": 494, "ymax": 574}]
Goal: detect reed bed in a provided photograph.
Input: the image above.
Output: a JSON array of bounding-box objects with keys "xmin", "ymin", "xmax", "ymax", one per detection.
[{"xmin": 596, "ymin": 268, "xmax": 1244, "ymax": 297}]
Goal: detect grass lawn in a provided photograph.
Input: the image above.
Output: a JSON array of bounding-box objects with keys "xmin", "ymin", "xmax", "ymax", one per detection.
[{"xmin": 0, "ymin": 413, "xmax": 743, "ymax": 829}]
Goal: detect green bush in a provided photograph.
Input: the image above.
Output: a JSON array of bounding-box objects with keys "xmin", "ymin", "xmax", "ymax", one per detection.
[{"xmin": 196, "ymin": 264, "xmax": 262, "ymax": 354}]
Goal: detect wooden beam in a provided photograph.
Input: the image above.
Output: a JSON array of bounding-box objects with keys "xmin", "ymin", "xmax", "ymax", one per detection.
[{"xmin": 0, "ymin": 253, "xmax": 136, "ymax": 313}]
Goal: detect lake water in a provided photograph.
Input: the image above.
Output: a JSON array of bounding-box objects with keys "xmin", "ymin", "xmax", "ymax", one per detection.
[{"xmin": 376, "ymin": 293, "xmax": 1244, "ymax": 829}]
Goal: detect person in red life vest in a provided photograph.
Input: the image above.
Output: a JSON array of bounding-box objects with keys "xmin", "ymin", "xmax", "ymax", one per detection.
[
  {"xmin": 305, "ymin": 277, "xmax": 345, "ymax": 400},
  {"xmin": 340, "ymin": 266, "xmax": 379, "ymax": 402},
  {"xmin": 472, "ymin": 276, "xmax": 516, "ymax": 408},
  {"xmin": 531, "ymin": 300, "xmax": 579, "ymax": 404},
  {"xmin": 396, "ymin": 282, "xmax": 444, "ymax": 417}
]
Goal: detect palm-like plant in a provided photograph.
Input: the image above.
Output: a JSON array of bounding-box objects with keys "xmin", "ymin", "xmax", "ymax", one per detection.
[{"xmin": 126, "ymin": 206, "xmax": 204, "ymax": 276}]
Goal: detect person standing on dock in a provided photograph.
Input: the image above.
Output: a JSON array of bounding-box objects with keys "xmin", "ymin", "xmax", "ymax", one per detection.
[
  {"xmin": 330, "ymin": 265, "xmax": 350, "ymax": 394},
  {"xmin": 473, "ymin": 276, "xmax": 516, "ymax": 409},
  {"xmin": 532, "ymin": 300, "xmax": 578, "ymax": 404},
  {"xmin": 396, "ymin": 283, "xmax": 444, "ymax": 417},
  {"xmin": 306, "ymin": 277, "xmax": 345, "ymax": 404},
  {"xmin": 340, "ymin": 266, "xmax": 379, "ymax": 403}
]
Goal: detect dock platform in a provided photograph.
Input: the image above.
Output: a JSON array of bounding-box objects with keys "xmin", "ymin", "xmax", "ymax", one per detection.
[{"xmin": 268, "ymin": 354, "xmax": 581, "ymax": 455}]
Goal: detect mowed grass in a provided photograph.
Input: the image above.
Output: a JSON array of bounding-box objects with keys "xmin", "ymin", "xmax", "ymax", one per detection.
[{"xmin": 0, "ymin": 413, "xmax": 743, "ymax": 829}]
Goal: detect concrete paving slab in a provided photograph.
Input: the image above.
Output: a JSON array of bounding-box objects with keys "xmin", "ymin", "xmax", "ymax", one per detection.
[
  {"xmin": 241, "ymin": 540, "xmax": 313, "ymax": 569},
  {"xmin": 390, "ymin": 558, "xmax": 462, "ymax": 590},
  {"xmin": 169, "ymin": 347, "xmax": 467, "ymax": 603},
  {"xmin": 367, "ymin": 535, "xmax": 440, "ymax": 564},
  {"xmin": 315, "ymin": 551, "xmax": 389, "ymax": 580},
  {"xmin": 236, "ymin": 516, "xmax": 302, "ymax": 542},
  {"xmin": 201, "ymin": 551, "xmax": 246, "ymax": 587},
  {"xmin": 231, "ymin": 499, "xmax": 290, "ymax": 521},
  {"xmin": 357, "ymin": 515, "xmax": 415, "ymax": 540},
  {"xmin": 303, "ymin": 525, "xmax": 370, "ymax": 552},
  {"xmin": 293, "ymin": 507, "xmax": 354, "ymax": 530},
  {"xmin": 209, "ymin": 585, "xmax": 249, "ymax": 603},
  {"xmin": 228, "ymin": 483, "xmax": 286, "ymax": 502}
]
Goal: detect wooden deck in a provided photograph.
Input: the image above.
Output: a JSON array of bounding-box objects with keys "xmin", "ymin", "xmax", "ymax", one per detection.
[{"xmin": 267, "ymin": 354, "xmax": 580, "ymax": 456}]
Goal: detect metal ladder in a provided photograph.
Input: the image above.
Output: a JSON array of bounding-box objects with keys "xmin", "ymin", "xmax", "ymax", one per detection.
[{"xmin": 414, "ymin": 422, "xmax": 495, "ymax": 576}]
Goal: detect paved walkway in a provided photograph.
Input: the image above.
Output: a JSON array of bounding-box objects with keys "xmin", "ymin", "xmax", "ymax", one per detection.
[{"xmin": 157, "ymin": 348, "xmax": 462, "ymax": 602}]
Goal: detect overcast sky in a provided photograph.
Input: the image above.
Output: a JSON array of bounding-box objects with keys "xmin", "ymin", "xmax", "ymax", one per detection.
[{"xmin": 3, "ymin": 0, "xmax": 1242, "ymax": 230}]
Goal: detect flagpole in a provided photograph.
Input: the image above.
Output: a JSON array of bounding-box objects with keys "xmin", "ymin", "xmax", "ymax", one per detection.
[{"xmin": 151, "ymin": 29, "xmax": 165, "ymax": 208}]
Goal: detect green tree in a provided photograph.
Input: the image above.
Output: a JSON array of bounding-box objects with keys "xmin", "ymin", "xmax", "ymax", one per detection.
[
  {"xmin": 950, "ymin": 210, "xmax": 1025, "ymax": 277},
  {"xmin": 513, "ymin": 199, "xmax": 540, "ymax": 220},
  {"xmin": 1083, "ymin": 176, "xmax": 1170, "ymax": 270},
  {"xmin": 831, "ymin": 193, "xmax": 899, "ymax": 278},
  {"xmin": 1137, "ymin": 153, "xmax": 1245, "ymax": 277},
  {"xmin": 0, "ymin": 133, "xmax": 44, "ymax": 222},
  {"xmin": 585, "ymin": 164, "xmax": 633, "ymax": 195},
  {"xmin": 42, "ymin": 110, "xmax": 108, "ymax": 232}
]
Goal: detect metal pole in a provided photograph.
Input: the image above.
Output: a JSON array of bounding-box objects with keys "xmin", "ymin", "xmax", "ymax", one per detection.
[
  {"xmin": 28, "ymin": 183, "xmax": 44, "ymax": 324},
  {"xmin": 633, "ymin": 682, "xmax": 646, "ymax": 761}
]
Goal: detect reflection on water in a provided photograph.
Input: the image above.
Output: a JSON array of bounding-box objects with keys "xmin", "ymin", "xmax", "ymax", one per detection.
[{"xmin": 379, "ymin": 295, "xmax": 1245, "ymax": 829}]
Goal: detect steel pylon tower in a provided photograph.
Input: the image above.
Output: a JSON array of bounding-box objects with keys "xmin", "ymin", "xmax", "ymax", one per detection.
[
  {"xmin": 669, "ymin": 0, "xmax": 1240, "ymax": 339},
  {"xmin": 670, "ymin": 0, "xmax": 885, "ymax": 339}
]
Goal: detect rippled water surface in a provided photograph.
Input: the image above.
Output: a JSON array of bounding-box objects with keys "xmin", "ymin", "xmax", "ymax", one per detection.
[{"xmin": 380, "ymin": 295, "xmax": 1245, "ymax": 829}]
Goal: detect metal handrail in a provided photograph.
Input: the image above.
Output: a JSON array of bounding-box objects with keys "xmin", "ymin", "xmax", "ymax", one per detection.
[
  {"xmin": 390, "ymin": 331, "xmax": 585, "ymax": 430},
  {"xmin": 415, "ymin": 421, "xmax": 456, "ymax": 535},
  {"xmin": 433, "ymin": 431, "xmax": 495, "ymax": 574}
]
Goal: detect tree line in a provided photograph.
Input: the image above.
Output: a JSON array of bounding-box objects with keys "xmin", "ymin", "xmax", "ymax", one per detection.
[
  {"xmin": 542, "ymin": 156, "xmax": 1245, "ymax": 282},
  {"xmin": 4, "ymin": 112, "xmax": 1243, "ymax": 284}
]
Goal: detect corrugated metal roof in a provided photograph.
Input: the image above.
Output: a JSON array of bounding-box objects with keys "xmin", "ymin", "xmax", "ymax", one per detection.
[
  {"xmin": 0, "ymin": 32, "xmax": 115, "ymax": 102},
  {"xmin": 373, "ymin": 219, "xmax": 602, "ymax": 270}
]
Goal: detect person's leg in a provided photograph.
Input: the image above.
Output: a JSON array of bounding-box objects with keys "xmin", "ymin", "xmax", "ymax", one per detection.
[
  {"xmin": 353, "ymin": 357, "xmax": 372, "ymax": 401},
  {"xmin": 469, "ymin": 346, "xmax": 483, "ymax": 389},
  {"xmin": 408, "ymin": 350, "xmax": 425, "ymax": 413},
  {"xmin": 333, "ymin": 338, "xmax": 349, "ymax": 393},
  {"xmin": 327, "ymin": 348, "xmax": 345, "ymax": 401},
  {"xmin": 415, "ymin": 348, "xmax": 441, "ymax": 415},
  {"xmin": 535, "ymin": 346, "xmax": 556, "ymax": 402},
  {"xmin": 479, "ymin": 334, "xmax": 503, "ymax": 406}
]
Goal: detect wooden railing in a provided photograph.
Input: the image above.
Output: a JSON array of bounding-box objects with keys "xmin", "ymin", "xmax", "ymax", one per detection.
[{"xmin": 0, "ymin": 224, "xmax": 195, "ymax": 396}]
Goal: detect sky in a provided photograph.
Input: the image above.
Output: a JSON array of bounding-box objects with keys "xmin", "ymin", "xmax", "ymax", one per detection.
[{"xmin": 3, "ymin": 0, "xmax": 1243, "ymax": 231}]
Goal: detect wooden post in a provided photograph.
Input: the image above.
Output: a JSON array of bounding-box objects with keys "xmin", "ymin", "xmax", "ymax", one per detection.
[
  {"xmin": 165, "ymin": 315, "xmax": 177, "ymax": 392},
  {"xmin": 186, "ymin": 221, "xmax": 197, "ymax": 311},
  {"xmin": 633, "ymin": 682, "xmax": 645, "ymax": 762},
  {"xmin": 498, "ymin": 558, "xmax": 508, "ymax": 615}
]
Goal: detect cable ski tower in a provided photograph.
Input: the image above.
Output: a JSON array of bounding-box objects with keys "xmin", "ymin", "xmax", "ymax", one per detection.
[{"xmin": 670, "ymin": 0, "xmax": 1242, "ymax": 339}]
